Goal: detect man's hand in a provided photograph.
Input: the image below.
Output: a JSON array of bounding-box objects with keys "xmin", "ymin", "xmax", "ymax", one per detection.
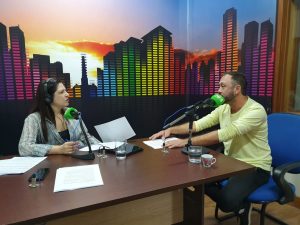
[
  {"xmin": 149, "ymin": 129, "xmax": 171, "ymax": 140},
  {"xmin": 165, "ymin": 138, "xmax": 188, "ymax": 148}
]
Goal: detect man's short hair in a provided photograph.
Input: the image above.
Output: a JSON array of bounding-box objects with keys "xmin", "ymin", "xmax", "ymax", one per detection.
[{"xmin": 223, "ymin": 71, "xmax": 247, "ymax": 95}]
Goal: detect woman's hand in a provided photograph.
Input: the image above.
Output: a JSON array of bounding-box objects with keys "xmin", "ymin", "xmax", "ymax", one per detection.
[{"xmin": 60, "ymin": 141, "xmax": 79, "ymax": 154}]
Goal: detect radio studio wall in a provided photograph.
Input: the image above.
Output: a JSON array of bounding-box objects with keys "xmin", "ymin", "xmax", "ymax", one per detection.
[{"xmin": 0, "ymin": 0, "xmax": 277, "ymax": 155}]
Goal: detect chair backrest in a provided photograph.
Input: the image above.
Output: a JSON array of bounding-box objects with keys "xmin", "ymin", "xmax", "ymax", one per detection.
[{"xmin": 268, "ymin": 113, "xmax": 300, "ymax": 173}]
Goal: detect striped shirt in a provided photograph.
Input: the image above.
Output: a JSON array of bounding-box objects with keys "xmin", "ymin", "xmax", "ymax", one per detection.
[{"xmin": 18, "ymin": 112, "xmax": 100, "ymax": 156}]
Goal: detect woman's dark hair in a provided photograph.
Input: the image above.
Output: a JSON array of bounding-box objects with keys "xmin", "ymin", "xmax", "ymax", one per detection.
[{"xmin": 31, "ymin": 78, "xmax": 64, "ymax": 142}]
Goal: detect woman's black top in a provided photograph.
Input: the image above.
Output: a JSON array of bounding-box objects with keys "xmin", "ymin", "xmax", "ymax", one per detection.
[{"xmin": 58, "ymin": 129, "xmax": 70, "ymax": 141}]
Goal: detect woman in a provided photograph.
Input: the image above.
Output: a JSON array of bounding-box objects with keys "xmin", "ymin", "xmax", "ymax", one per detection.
[{"xmin": 19, "ymin": 78, "xmax": 100, "ymax": 156}]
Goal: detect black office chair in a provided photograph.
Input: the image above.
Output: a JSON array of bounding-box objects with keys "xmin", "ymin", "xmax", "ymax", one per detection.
[{"xmin": 215, "ymin": 113, "xmax": 300, "ymax": 225}]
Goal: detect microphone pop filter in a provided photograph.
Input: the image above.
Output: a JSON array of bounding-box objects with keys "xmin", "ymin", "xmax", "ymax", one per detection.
[
  {"xmin": 210, "ymin": 94, "xmax": 225, "ymax": 107},
  {"xmin": 64, "ymin": 107, "xmax": 79, "ymax": 120}
]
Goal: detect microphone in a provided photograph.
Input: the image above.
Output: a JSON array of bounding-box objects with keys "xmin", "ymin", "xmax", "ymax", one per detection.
[
  {"xmin": 64, "ymin": 107, "xmax": 95, "ymax": 160},
  {"xmin": 193, "ymin": 94, "xmax": 225, "ymax": 110},
  {"xmin": 162, "ymin": 94, "xmax": 225, "ymax": 130},
  {"xmin": 64, "ymin": 107, "xmax": 79, "ymax": 120}
]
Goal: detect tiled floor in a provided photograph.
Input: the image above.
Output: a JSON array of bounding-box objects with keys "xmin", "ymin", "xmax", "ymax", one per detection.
[{"xmin": 204, "ymin": 196, "xmax": 300, "ymax": 225}]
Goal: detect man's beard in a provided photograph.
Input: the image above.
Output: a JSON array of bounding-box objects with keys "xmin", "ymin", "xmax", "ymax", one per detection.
[{"xmin": 224, "ymin": 92, "xmax": 236, "ymax": 103}]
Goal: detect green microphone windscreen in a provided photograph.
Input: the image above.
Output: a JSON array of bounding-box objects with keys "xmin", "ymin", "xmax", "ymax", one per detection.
[
  {"xmin": 210, "ymin": 94, "xmax": 225, "ymax": 107},
  {"xmin": 64, "ymin": 107, "xmax": 78, "ymax": 120}
]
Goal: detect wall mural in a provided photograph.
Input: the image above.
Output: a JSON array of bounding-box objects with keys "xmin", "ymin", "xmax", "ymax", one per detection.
[{"xmin": 0, "ymin": 0, "xmax": 277, "ymax": 155}]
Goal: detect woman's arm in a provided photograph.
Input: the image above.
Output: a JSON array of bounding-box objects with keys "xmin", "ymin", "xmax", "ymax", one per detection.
[{"xmin": 18, "ymin": 114, "xmax": 52, "ymax": 156}]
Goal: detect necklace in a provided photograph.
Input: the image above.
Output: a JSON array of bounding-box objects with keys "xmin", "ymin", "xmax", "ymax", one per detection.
[{"xmin": 55, "ymin": 114, "xmax": 66, "ymax": 130}]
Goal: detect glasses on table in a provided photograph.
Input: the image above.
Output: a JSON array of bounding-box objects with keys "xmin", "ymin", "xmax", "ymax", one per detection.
[
  {"xmin": 97, "ymin": 145, "xmax": 110, "ymax": 158},
  {"xmin": 161, "ymin": 137, "xmax": 169, "ymax": 154}
]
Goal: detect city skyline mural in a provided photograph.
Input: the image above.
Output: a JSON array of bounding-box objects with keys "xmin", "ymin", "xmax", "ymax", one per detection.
[
  {"xmin": 0, "ymin": 0, "xmax": 276, "ymax": 100},
  {"xmin": 0, "ymin": 0, "xmax": 277, "ymax": 155}
]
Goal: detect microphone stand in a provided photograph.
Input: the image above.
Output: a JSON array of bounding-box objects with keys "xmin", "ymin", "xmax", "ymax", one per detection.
[
  {"xmin": 71, "ymin": 113, "xmax": 95, "ymax": 160},
  {"xmin": 163, "ymin": 113, "xmax": 186, "ymax": 130},
  {"xmin": 185, "ymin": 107, "xmax": 198, "ymax": 152},
  {"xmin": 163, "ymin": 100, "xmax": 207, "ymax": 130}
]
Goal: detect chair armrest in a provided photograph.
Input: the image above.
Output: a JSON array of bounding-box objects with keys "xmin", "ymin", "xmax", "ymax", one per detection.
[{"xmin": 273, "ymin": 161, "xmax": 300, "ymax": 204}]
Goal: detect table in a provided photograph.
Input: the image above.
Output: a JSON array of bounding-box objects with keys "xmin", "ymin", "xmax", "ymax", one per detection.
[{"xmin": 0, "ymin": 139, "xmax": 254, "ymax": 225}]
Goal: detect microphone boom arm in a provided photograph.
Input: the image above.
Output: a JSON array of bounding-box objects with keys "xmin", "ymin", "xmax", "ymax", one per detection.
[
  {"xmin": 163, "ymin": 113, "xmax": 186, "ymax": 130},
  {"xmin": 163, "ymin": 100, "xmax": 208, "ymax": 130},
  {"xmin": 71, "ymin": 113, "xmax": 95, "ymax": 160},
  {"xmin": 79, "ymin": 115, "xmax": 92, "ymax": 154}
]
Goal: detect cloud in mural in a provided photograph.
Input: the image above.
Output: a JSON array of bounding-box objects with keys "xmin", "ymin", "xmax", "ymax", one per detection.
[
  {"xmin": 58, "ymin": 41, "xmax": 114, "ymax": 63},
  {"xmin": 188, "ymin": 48, "xmax": 219, "ymax": 64},
  {"xmin": 27, "ymin": 40, "xmax": 113, "ymax": 85}
]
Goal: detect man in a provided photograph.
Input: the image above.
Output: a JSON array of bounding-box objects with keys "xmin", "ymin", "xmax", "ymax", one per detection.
[{"xmin": 150, "ymin": 71, "xmax": 272, "ymax": 225}]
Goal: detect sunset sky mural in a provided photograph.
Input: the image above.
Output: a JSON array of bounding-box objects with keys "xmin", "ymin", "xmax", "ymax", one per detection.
[{"xmin": 0, "ymin": 0, "xmax": 276, "ymax": 85}]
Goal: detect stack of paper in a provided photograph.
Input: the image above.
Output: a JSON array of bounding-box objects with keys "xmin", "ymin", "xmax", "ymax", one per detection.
[
  {"xmin": 54, "ymin": 164, "xmax": 103, "ymax": 192},
  {"xmin": 143, "ymin": 137, "xmax": 178, "ymax": 149},
  {"xmin": 0, "ymin": 157, "xmax": 46, "ymax": 176}
]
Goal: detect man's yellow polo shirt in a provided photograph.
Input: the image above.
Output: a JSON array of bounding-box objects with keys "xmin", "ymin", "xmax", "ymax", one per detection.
[{"xmin": 194, "ymin": 97, "xmax": 272, "ymax": 171}]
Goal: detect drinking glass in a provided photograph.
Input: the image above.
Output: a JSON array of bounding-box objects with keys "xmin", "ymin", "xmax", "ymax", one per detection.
[
  {"xmin": 188, "ymin": 146, "xmax": 202, "ymax": 164},
  {"xmin": 116, "ymin": 140, "xmax": 127, "ymax": 160}
]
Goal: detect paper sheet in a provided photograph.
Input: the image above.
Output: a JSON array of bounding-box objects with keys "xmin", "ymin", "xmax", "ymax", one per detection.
[
  {"xmin": 0, "ymin": 157, "xmax": 46, "ymax": 176},
  {"xmin": 54, "ymin": 164, "xmax": 103, "ymax": 192},
  {"xmin": 94, "ymin": 116, "xmax": 136, "ymax": 142},
  {"xmin": 143, "ymin": 137, "xmax": 178, "ymax": 149}
]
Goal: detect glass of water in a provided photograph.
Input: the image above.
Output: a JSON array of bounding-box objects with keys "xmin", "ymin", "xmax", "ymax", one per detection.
[
  {"xmin": 188, "ymin": 146, "xmax": 202, "ymax": 164},
  {"xmin": 116, "ymin": 140, "xmax": 127, "ymax": 160}
]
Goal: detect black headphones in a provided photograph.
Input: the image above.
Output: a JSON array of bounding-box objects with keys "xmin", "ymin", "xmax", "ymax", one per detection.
[{"xmin": 43, "ymin": 78, "xmax": 55, "ymax": 104}]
